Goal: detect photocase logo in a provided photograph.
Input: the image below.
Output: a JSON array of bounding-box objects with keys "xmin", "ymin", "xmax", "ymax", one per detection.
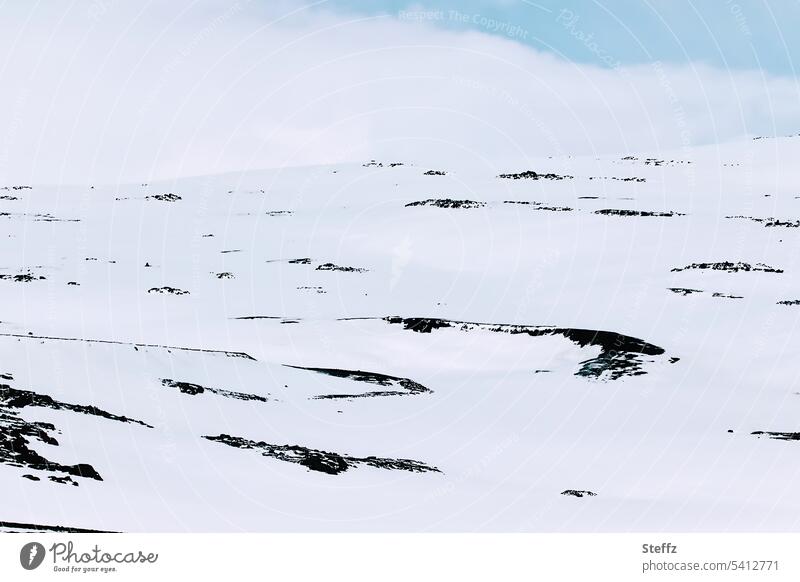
[{"xmin": 20, "ymin": 542, "xmax": 46, "ymax": 570}]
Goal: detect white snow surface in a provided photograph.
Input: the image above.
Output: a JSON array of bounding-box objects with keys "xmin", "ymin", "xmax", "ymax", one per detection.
[{"xmin": 2, "ymin": 136, "xmax": 800, "ymax": 532}]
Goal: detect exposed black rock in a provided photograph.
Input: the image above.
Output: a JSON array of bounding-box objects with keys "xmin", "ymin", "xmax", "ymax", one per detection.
[
  {"xmin": 424, "ymin": 170, "xmax": 447, "ymax": 176},
  {"xmin": 751, "ymin": 431, "xmax": 800, "ymax": 441},
  {"xmin": 0, "ymin": 382, "xmax": 151, "ymax": 482},
  {"xmin": 777, "ymin": 300, "xmax": 800, "ymax": 306},
  {"xmin": 383, "ymin": 317, "xmax": 666, "ymax": 381},
  {"xmin": 0, "ymin": 521, "xmax": 113, "ymax": 533},
  {"xmin": 1, "ymin": 384, "xmax": 152, "ymax": 427},
  {"xmin": 405, "ymin": 199, "xmax": 485, "ymax": 209},
  {"xmin": 161, "ymin": 378, "xmax": 268, "ymax": 403},
  {"xmin": 561, "ymin": 489, "xmax": 597, "ymax": 498},
  {"xmin": 671, "ymin": 262, "xmax": 783, "ymax": 274},
  {"xmin": 497, "ymin": 171, "xmax": 573, "ymax": 180},
  {"xmin": 288, "ymin": 258, "xmax": 312, "ymax": 264},
  {"xmin": 765, "ymin": 219, "xmax": 800, "ymax": 228},
  {"xmin": 726, "ymin": 215, "xmax": 800, "ymax": 228},
  {"xmin": 147, "ymin": 286, "xmax": 189, "ymax": 295},
  {"xmin": 203, "ymin": 434, "xmax": 440, "ymax": 475},
  {"xmin": 214, "ymin": 272, "xmax": 234, "ymax": 279},
  {"xmin": 285, "ymin": 366, "xmax": 431, "ymax": 399},
  {"xmin": 0, "ymin": 272, "xmax": 45, "ymax": 283},
  {"xmin": 712, "ymin": 292, "xmax": 743, "ymax": 299},
  {"xmin": 385, "ymin": 317, "xmax": 454, "ymax": 334},
  {"xmin": 315, "ymin": 263, "xmax": 368, "ymax": 273},
  {"xmin": 49, "ymin": 475, "xmax": 79, "ymax": 486},
  {"xmin": 668, "ymin": 288, "xmax": 703, "ymax": 296},
  {"xmin": 146, "ymin": 193, "xmax": 181, "ymax": 202},
  {"xmin": 595, "ymin": 209, "xmax": 684, "ymax": 217},
  {"xmin": 297, "ymin": 286, "xmax": 326, "ymax": 293}
]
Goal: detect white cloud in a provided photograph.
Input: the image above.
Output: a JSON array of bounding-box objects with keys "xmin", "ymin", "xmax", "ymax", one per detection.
[{"xmin": 0, "ymin": 0, "xmax": 797, "ymax": 184}]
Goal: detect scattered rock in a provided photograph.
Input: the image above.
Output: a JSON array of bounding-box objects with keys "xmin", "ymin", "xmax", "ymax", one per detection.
[
  {"xmin": 595, "ymin": 209, "xmax": 684, "ymax": 217},
  {"xmin": 561, "ymin": 490, "xmax": 597, "ymax": 498},
  {"xmin": 726, "ymin": 215, "xmax": 800, "ymax": 228},
  {"xmin": 363, "ymin": 160, "xmax": 404, "ymax": 168},
  {"xmin": 384, "ymin": 317, "xmax": 667, "ymax": 381},
  {"xmin": 668, "ymin": 288, "xmax": 703, "ymax": 296},
  {"xmin": 0, "ymin": 272, "xmax": 45, "ymax": 283},
  {"xmin": 286, "ymin": 366, "xmax": 431, "ymax": 399},
  {"xmin": 147, "ymin": 286, "xmax": 189, "ymax": 295},
  {"xmin": 204, "ymin": 434, "xmax": 440, "ymax": 475},
  {"xmin": 0, "ymin": 521, "xmax": 112, "ymax": 533},
  {"xmin": 503, "ymin": 201, "xmax": 573, "ymax": 212},
  {"xmin": 161, "ymin": 379, "xmax": 269, "ymax": 402},
  {"xmin": 1, "ymin": 382, "xmax": 151, "ymax": 482},
  {"xmin": 751, "ymin": 431, "xmax": 800, "ymax": 441},
  {"xmin": 315, "ymin": 263, "xmax": 368, "ymax": 273},
  {"xmin": 146, "ymin": 193, "xmax": 181, "ymax": 202},
  {"xmin": 497, "ymin": 171, "xmax": 573, "ymax": 180},
  {"xmin": 588, "ymin": 176, "xmax": 646, "ymax": 182},
  {"xmin": 671, "ymin": 262, "xmax": 783, "ymax": 274},
  {"xmin": 406, "ymin": 199, "xmax": 485, "ymax": 209}
]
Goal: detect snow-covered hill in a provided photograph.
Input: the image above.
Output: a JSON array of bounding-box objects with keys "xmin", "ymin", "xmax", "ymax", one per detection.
[{"xmin": 3, "ymin": 136, "xmax": 800, "ymax": 532}]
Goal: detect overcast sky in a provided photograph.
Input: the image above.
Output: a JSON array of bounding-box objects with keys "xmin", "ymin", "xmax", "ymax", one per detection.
[{"xmin": 0, "ymin": 0, "xmax": 797, "ymax": 184}]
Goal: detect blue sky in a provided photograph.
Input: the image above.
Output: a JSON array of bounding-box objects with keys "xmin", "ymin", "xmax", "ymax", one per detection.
[{"xmin": 333, "ymin": 0, "xmax": 799, "ymax": 76}]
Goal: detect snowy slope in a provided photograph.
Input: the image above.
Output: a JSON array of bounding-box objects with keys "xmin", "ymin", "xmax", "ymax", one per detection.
[{"xmin": 3, "ymin": 136, "xmax": 800, "ymax": 532}]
